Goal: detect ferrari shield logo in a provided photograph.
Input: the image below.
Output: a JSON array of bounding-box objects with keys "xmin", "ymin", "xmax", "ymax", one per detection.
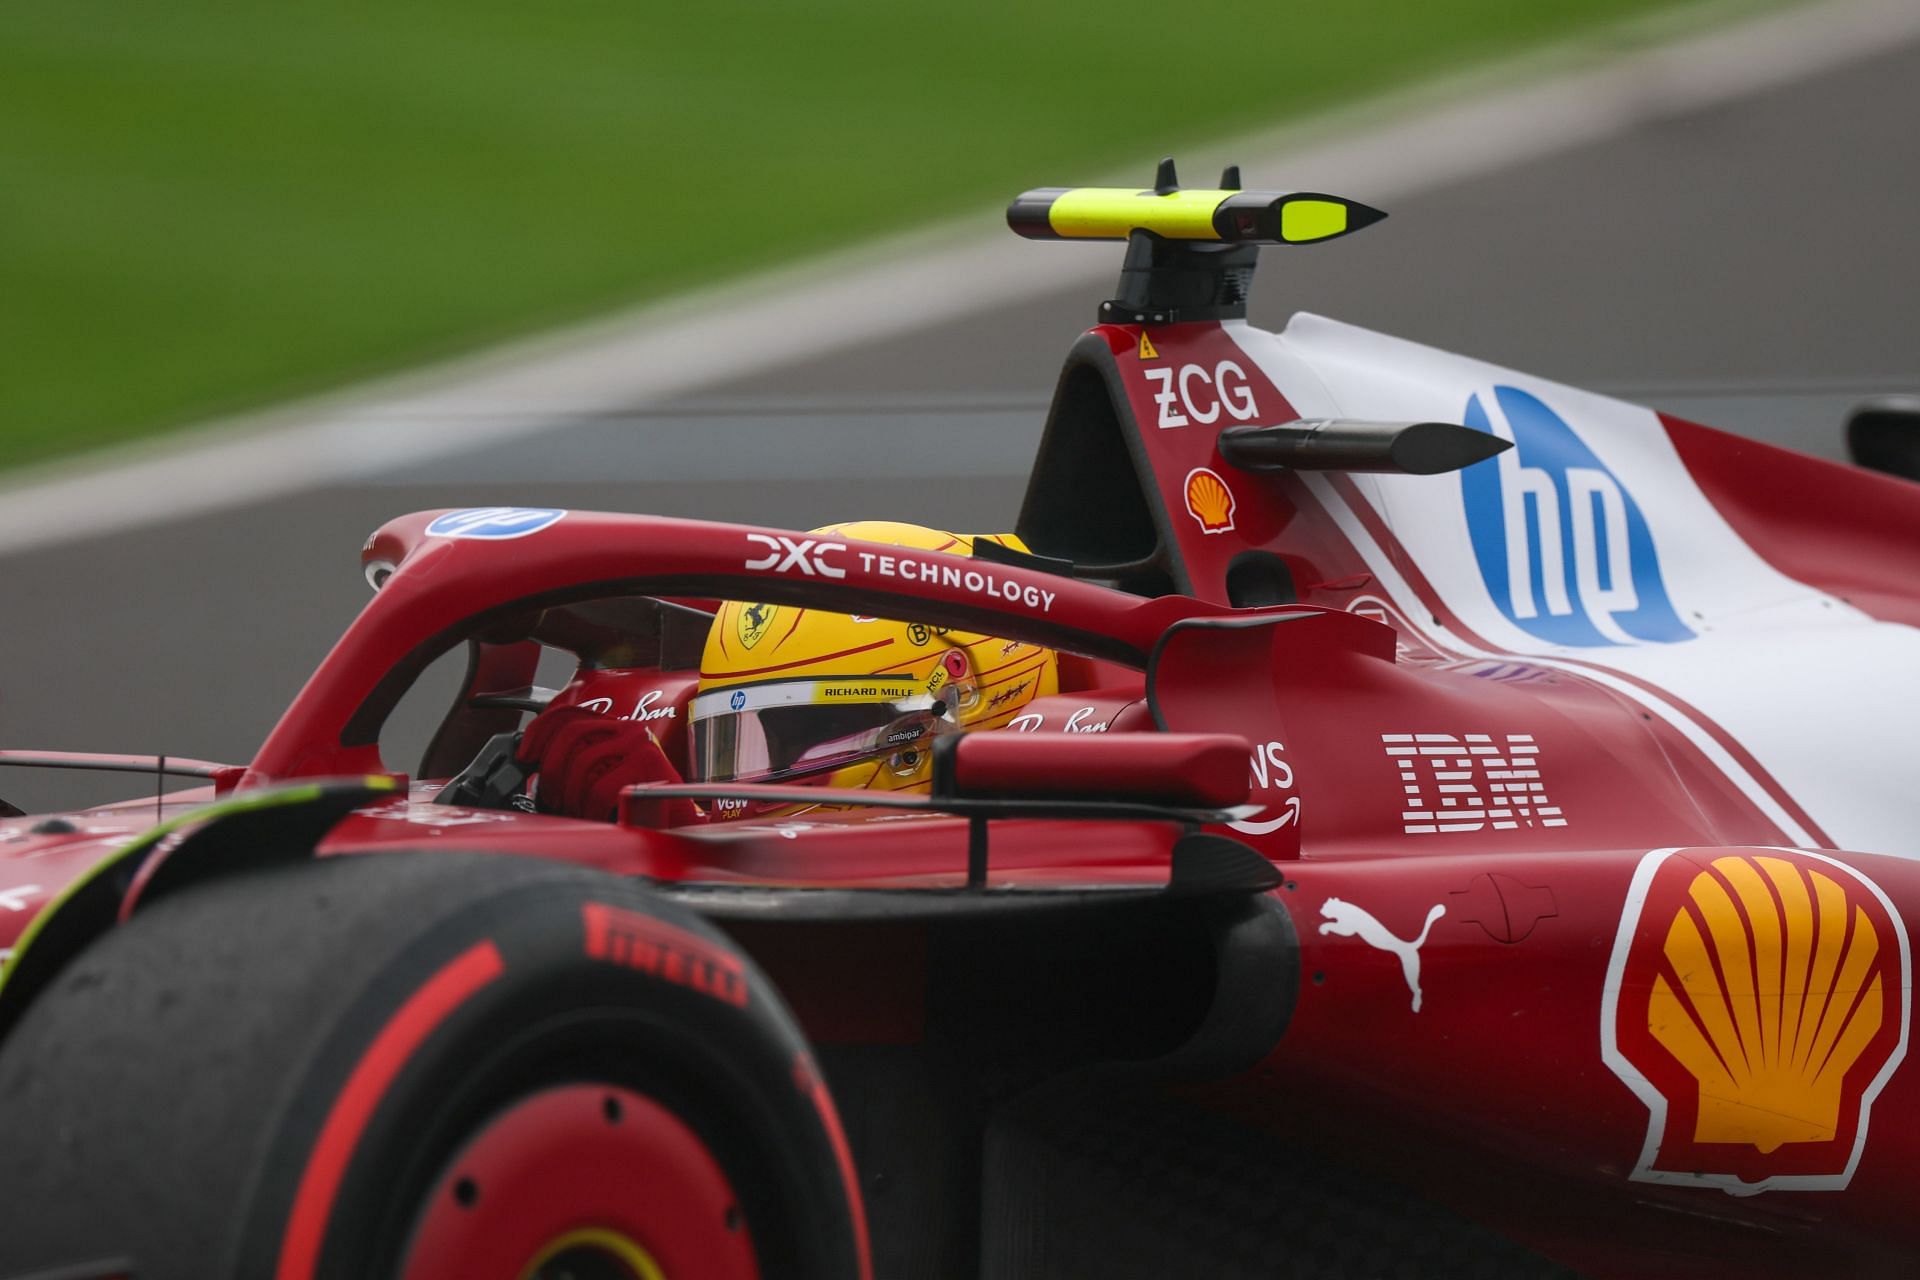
[
  {"xmin": 1602, "ymin": 848, "xmax": 1910, "ymax": 1193},
  {"xmin": 737, "ymin": 602, "xmax": 777, "ymax": 650}
]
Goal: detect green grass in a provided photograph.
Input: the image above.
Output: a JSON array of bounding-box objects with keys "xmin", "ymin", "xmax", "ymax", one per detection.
[{"xmin": 0, "ymin": 0, "xmax": 1699, "ymax": 468}]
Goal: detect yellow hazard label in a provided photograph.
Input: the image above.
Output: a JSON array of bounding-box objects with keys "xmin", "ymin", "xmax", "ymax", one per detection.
[{"xmin": 1138, "ymin": 331, "xmax": 1159, "ymax": 360}]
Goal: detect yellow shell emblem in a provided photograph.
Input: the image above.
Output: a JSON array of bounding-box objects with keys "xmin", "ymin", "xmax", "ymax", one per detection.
[
  {"xmin": 736, "ymin": 602, "xmax": 777, "ymax": 650},
  {"xmin": 1183, "ymin": 467, "xmax": 1236, "ymax": 535},
  {"xmin": 1605, "ymin": 848, "xmax": 1909, "ymax": 1192}
]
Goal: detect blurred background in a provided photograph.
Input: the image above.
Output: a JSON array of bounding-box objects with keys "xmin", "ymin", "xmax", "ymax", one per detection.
[{"xmin": 3, "ymin": 0, "xmax": 1915, "ymax": 811}]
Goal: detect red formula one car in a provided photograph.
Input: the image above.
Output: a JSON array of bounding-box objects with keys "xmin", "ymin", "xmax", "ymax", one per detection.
[{"xmin": 4, "ymin": 162, "xmax": 1920, "ymax": 1280}]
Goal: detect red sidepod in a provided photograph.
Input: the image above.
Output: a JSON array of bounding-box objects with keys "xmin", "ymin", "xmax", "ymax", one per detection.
[{"xmin": 1213, "ymin": 845, "xmax": 1920, "ymax": 1273}]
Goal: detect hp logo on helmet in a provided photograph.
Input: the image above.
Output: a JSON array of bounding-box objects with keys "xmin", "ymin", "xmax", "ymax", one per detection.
[{"xmin": 1460, "ymin": 387, "xmax": 1692, "ymax": 647}]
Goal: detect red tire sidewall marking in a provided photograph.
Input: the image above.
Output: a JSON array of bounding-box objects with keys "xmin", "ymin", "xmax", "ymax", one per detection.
[
  {"xmin": 793, "ymin": 1054, "xmax": 872, "ymax": 1280},
  {"xmin": 401, "ymin": 1083, "xmax": 759, "ymax": 1280},
  {"xmin": 275, "ymin": 940, "xmax": 506, "ymax": 1280}
]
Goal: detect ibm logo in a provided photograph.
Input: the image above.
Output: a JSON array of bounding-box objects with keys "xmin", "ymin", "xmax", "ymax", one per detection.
[
  {"xmin": 1459, "ymin": 387, "xmax": 1692, "ymax": 648},
  {"xmin": 1384, "ymin": 733, "xmax": 1566, "ymax": 836}
]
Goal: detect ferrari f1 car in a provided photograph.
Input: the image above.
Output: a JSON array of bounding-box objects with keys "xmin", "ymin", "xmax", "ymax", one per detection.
[{"xmin": 3, "ymin": 160, "xmax": 1919, "ymax": 1280}]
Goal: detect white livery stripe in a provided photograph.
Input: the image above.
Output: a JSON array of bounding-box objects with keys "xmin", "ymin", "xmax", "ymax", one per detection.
[{"xmin": 1296, "ymin": 470, "xmax": 1823, "ymax": 849}]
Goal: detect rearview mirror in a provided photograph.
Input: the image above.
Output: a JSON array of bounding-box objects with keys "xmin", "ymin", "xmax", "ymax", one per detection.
[
  {"xmin": 931, "ymin": 731, "xmax": 1249, "ymax": 811},
  {"xmin": 1846, "ymin": 395, "xmax": 1920, "ymax": 482}
]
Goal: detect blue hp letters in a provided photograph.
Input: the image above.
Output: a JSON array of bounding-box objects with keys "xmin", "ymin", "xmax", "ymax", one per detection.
[{"xmin": 1460, "ymin": 387, "xmax": 1691, "ymax": 647}]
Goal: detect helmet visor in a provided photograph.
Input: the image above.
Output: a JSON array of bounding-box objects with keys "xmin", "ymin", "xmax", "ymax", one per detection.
[{"xmin": 689, "ymin": 677, "xmax": 950, "ymax": 785}]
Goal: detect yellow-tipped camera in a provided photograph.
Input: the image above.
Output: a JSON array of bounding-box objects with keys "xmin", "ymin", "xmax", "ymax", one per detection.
[{"xmin": 1007, "ymin": 157, "xmax": 1385, "ymax": 246}]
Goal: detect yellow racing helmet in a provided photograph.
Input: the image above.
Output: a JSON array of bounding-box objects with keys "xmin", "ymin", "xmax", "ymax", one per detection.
[{"xmin": 690, "ymin": 521, "xmax": 1058, "ymax": 813}]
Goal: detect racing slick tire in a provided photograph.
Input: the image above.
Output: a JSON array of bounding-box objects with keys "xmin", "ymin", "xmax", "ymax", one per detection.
[{"xmin": 0, "ymin": 851, "xmax": 867, "ymax": 1280}]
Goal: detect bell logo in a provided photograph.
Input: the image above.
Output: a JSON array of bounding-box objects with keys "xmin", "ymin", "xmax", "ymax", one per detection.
[
  {"xmin": 1460, "ymin": 387, "xmax": 1692, "ymax": 647},
  {"xmin": 1602, "ymin": 849, "xmax": 1910, "ymax": 1194},
  {"xmin": 1183, "ymin": 467, "xmax": 1237, "ymax": 535}
]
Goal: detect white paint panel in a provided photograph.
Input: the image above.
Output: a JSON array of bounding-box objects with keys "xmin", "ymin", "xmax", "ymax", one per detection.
[
  {"xmin": 1231, "ymin": 316, "xmax": 1920, "ymax": 857},
  {"xmin": 1292, "ymin": 468, "xmax": 1820, "ymax": 850}
]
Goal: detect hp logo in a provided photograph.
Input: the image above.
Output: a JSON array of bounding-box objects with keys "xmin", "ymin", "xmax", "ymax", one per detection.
[
  {"xmin": 1460, "ymin": 387, "xmax": 1691, "ymax": 647},
  {"xmin": 424, "ymin": 507, "xmax": 567, "ymax": 540}
]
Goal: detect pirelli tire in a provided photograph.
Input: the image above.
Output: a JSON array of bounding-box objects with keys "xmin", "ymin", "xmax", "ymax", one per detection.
[{"xmin": 0, "ymin": 851, "xmax": 868, "ymax": 1280}]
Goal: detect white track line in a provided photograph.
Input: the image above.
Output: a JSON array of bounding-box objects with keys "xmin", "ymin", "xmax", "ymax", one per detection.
[{"xmin": 2, "ymin": 0, "xmax": 1915, "ymax": 556}]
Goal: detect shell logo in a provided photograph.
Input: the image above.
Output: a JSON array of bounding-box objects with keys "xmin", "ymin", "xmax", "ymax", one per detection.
[
  {"xmin": 1602, "ymin": 848, "xmax": 1910, "ymax": 1194},
  {"xmin": 1183, "ymin": 467, "xmax": 1237, "ymax": 535}
]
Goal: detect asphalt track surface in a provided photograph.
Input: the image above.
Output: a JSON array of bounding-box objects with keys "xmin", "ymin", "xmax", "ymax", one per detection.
[{"xmin": 5, "ymin": 31, "xmax": 1918, "ymax": 816}]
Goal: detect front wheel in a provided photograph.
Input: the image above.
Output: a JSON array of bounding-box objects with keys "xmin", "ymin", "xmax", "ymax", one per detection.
[{"xmin": 0, "ymin": 852, "xmax": 867, "ymax": 1280}]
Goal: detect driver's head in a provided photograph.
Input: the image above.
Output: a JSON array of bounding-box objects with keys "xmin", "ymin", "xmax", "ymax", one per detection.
[{"xmin": 689, "ymin": 522, "xmax": 1057, "ymax": 810}]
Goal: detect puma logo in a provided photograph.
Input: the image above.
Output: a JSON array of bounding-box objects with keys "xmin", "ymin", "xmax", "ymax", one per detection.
[{"xmin": 1318, "ymin": 898, "xmax": 1447, "ymax": 1012}]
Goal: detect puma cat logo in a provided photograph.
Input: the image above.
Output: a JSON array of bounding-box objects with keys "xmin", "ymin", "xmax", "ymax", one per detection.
[{"xmin": 1318, "ymin": 898, "xmax": 1447, "ymax": 1012}]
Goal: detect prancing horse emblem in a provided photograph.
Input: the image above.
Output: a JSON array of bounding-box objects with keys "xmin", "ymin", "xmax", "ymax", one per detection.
[
  {"xmin": 1319, "ymin": 897, "xmax": 1447, "ymax": 1012},
  {"xmin": 738, "ymin": 602, "xmax": 777, "ymax": 650}
]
